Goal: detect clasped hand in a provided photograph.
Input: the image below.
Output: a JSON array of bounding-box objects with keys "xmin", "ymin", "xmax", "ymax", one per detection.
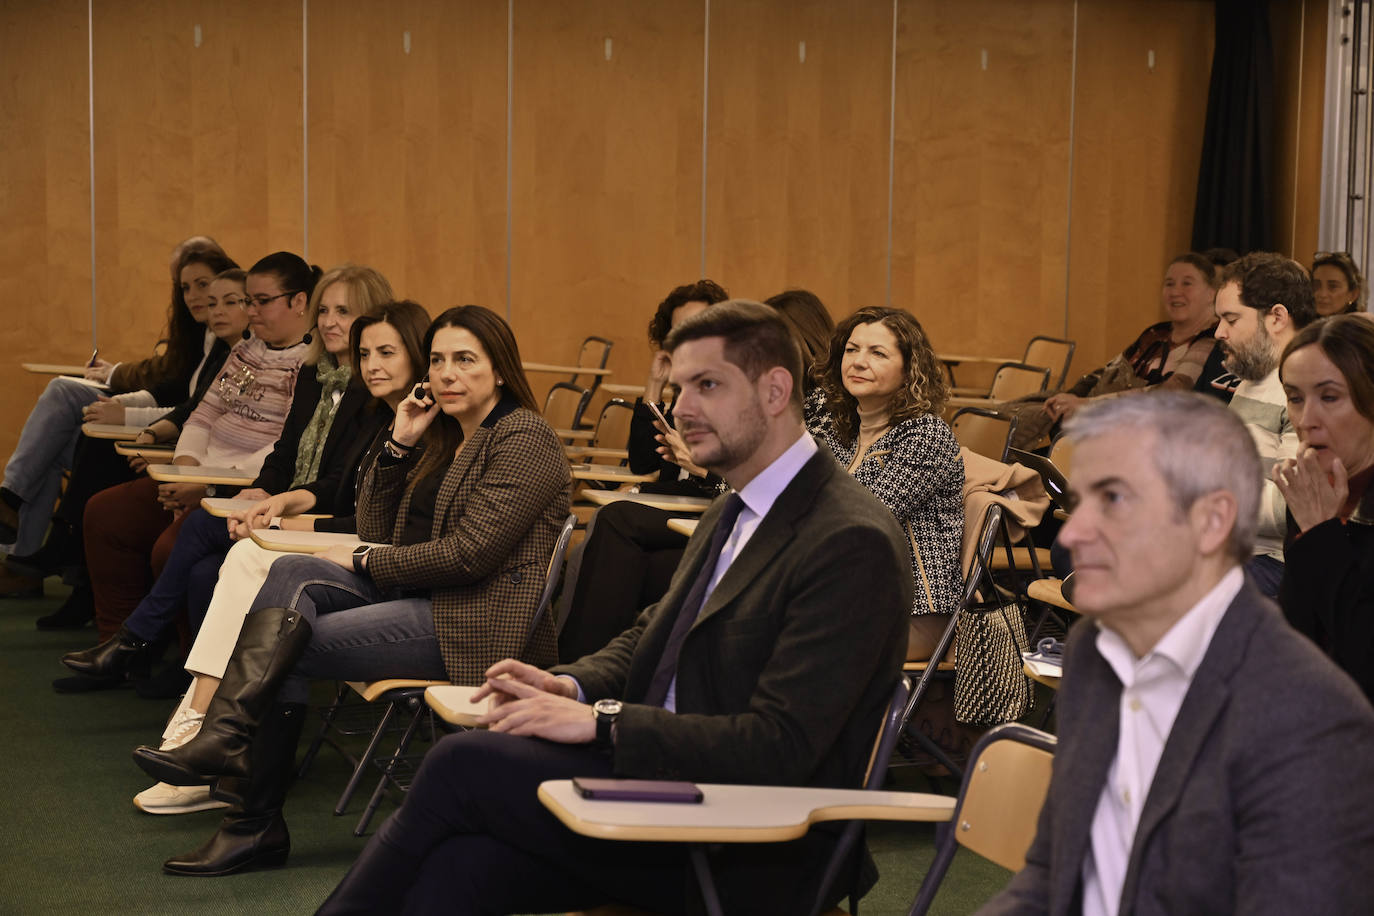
[
  {"xmin": 472, "ymin": 659, "xmax": 594, "ymax": 744},
  {"xmin": 1272, "ymin": 447, "xmax": 1348, "ymax": 532},
  {"xmin": 81, "ymin": 395, "xmax": 125, "ymax": 425}
]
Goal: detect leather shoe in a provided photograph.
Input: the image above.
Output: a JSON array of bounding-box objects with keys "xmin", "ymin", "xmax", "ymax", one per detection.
[
  {"xmin": 36, "ymin": 583, "xmax": 95, "ymax": 630},
  {"xmin": 162, "ymin": 812, "xmax": 290, "ymax": 876},
  {"xmin": 0, "ymin": 494, "xmax": 18, "ymax": 545},
  {"xmin": 0, "ymin": 563, "xmax": 41, "ymax": 599},
  {"xmin": 61, "ymin": 625, "xmax": 153, "ymax": 680}
]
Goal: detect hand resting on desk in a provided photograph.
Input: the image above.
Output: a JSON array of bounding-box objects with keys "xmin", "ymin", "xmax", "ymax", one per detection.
[{"xmin": 473, "ymin": 659, "xmax": 592, "ymax": 744}]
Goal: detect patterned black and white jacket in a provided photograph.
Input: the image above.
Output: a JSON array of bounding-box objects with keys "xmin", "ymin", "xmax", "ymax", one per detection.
[{"xmin": 814, "ymin": 412, "xmax": 964, "ymax": 616}]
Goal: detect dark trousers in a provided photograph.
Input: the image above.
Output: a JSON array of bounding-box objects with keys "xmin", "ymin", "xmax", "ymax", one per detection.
[
  {"xmin": 84, "ymin": 476, "xmax": 187, "ymax": 640},
  {"xmin": 123, "ymin": 507, "xmax": 230, "ymax": 645},
  {"xmin": 319, "ymin": 731, "xmax": 690, "ymax": 916},
  {"xmin": 558, "ymin": 501, "xmax": 688, "ymax": 663}
]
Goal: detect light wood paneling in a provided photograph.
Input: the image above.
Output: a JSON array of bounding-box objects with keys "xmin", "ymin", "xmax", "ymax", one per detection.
[
  {"xmin": 90, "ymin": 0, "xmax": 303, "ymax": 366},
  {"xmin": 705, "ymin": 0, "xmax": 892, "ymax": 319},
  {"xmin": 1065, "ymin": 0, "xmax": 1214, "ymax": 383},
  {"xmin": 509, "ymin": 0, "xmax": 704, "ymax": 397},
  {"xmin": 1271, "ymin": 0, "xmax": 1326, "ymax": 262},
  {"xmin": 307, "ymin": 0, "xmax": 508, "ymax": 312},
  {"xmin": 891, "ymin": 0, "xmax": 1075, "ymax": 371},
  {"xmin": 0, "ymin": 0, "xmax": 91, "ymax": 459}
]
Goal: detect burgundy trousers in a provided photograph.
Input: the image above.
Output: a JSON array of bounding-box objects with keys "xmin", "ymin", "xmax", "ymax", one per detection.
[{"xmin": 84, "ymin": 476, "xmax": 188, "ymax": 640}]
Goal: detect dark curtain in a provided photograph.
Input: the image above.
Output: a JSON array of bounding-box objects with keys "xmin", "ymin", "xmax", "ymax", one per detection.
[{"xmin": 1191, "ymin": 0, "xmax": 1276, "ymax": 254}]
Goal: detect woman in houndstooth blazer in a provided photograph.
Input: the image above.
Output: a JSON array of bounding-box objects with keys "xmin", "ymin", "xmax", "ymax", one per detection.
[
  {"xmin": 812, "ymin": 306, "xmax": 964, "ymax": 661},
  {"xmin": 131, "ymin": 305, "xmax": 572, "ymax": 877}
]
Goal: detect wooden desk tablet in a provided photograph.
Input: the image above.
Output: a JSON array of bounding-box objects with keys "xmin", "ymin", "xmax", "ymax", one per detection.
[
  {"xmin": 579, "ymin": 490, "xmax": 713, "ymax": 513},
  {"xmin": 666, "ymin": 518, "xmax": 698, "ymax": 537},
  {"xmin": 113, "ymin": 442, "xmax": 175, "ymax": 463},
  {"xmin": 424, "ymin": 685, "xmax": 491, "ymax": 728},
  {"xmin": 935, "ymin": 353, "xmax": 1019, "ymax": 366},
  {"xmin": 568, "ymin": 464, "xmax": 658, "ymax": 485},
  {"xmin": 22, "ymin": 363, "xmax": 89, "ymax": 376},
  {"xmin": 1024, "ymin": 660, "xmax": 1062, "ymax": 691},
  {"xmin": 537, "ymin": 780, "xmax": 954, "ymax": 844},
  {"xmin": 81, "ymin": 423, "xmax": 145, "ymax": 441},
  {"xmin": 598, "ymin": 383, "xmax": 644, "ymax": 398},
  {"xmin": 248, "ymin": 529, "xmax": 384, "ymax": 554},
  {"xmin": 563, "ymin": 446, "xmax": 631, "ymax": 461},
  {"xmin": 146, "ymin": 464, "xmax": 257, "ymax": 486},
  {"xmin": 522, "ymin": 362, "xmax": 612, "ymax": 377},
  {"xmin": 553, "ymin": 428, "xmax": 596, "ymax": 442},
  {"xmin": 1027, "ymin": 577, "xmax": 1074, "ymax": 613}
]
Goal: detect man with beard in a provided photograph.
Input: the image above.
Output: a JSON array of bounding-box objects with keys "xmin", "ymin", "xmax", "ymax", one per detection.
[
  {"xmin": 1213, "ymin": 252, "xmax": 1318, "ymax": 595},
  {"xmin": 317, "ymin": 300, "xmax": 913, "ymax": 915}
]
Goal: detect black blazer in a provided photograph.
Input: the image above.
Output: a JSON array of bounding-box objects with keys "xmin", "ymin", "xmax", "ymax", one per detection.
[
  {"xmin": 251, "ymin": 371, "xmax": 372, "ymax": 495},
  {"xmin": 555, "ymin": 445, "xmax": 912, "ymax": 913}
]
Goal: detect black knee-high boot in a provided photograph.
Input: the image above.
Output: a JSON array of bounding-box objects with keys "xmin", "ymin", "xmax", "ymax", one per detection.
[
  {"xmin": 132, "ymin": 607, "xmax": 311, "ymax": 786},
  {"xmin": 162, "ymin": 701, "xmax": 307, "ymax": 876}
]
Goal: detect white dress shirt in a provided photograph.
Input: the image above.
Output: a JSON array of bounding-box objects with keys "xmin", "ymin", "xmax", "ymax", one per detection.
[
  {"xmin": 663, "ymin": 431, "xmax": 818, "ymax": 711},
  {"xmin": 1080, "ymin": 565, "xmax": 1244, "ymax": 916}
]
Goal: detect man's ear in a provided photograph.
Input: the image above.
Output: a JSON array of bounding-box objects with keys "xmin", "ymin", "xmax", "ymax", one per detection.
[
  {"xmin": 1190, "ymin": 489, "xmax": 1238, "ymax": 558},
  {"xmin": 1267, "ymin": 304, "xmax": 1291, "ymax": 334},
  {"xmin": 759, "ymin": 366, "xmax": 794, "ymax": 418}
]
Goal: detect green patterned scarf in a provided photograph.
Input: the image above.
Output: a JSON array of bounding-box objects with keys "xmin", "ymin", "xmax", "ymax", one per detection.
[{"xmin": 291, "ymin": 357, "xmax": 352, "ymax": 488}]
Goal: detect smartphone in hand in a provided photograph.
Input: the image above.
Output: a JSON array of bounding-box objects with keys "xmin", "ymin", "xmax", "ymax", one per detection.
[{"xmin": 646, "ymin": 400, "xmax": 670, "ymax": 428}]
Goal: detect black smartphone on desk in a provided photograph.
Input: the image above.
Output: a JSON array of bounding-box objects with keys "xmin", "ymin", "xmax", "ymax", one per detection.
[{"xmin": 572, "ymin": 777, "xmax": 703, "ymax": 804}]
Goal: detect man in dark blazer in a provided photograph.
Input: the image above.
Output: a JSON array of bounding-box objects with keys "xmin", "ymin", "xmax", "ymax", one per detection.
[
  {"xmin": 318, "ymin": 300, "xmax": 913, "ymax": 915},
  {"xmin": 979, "ymin": 391, "xmax": 1374, "ymax": 916}
]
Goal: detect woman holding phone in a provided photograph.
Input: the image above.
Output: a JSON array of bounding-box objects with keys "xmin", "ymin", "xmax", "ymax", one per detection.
[{"xmin": 130, "ymin": 305, "xmax": 572, "ymax": 876}]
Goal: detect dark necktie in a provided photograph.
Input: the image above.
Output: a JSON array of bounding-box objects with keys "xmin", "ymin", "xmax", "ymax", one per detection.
[{"xmin": 642, "ymin": 493, "xmax": 746, "ymax": 707}]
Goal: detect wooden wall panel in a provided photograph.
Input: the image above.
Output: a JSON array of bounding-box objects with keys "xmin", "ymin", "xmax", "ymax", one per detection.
[
  {"xmin": 307, "ymin": 0, "xmax": 508, "ymax": 312},
  {"xmin": 90, "ymin": 0, "xmax": 303, "ymax": 367},
  {"xmin": 1065, "ymin": 0, "xmax": 1214, "ymax": 382},
  {"xmin": 0, "ymin": 0, "xmax": 91, "ymax": 459},
  {"xmin": 891, "ymin": 0, "xmax": 1075, "ymax": 370},
  {"xmin": 510, "ymin": 0, "xmax": 704, "ymax": 395},
  {"xmin": 1271, "ymin": 0, "xmax": 1326, "ymax": 262},
  {"xmin": 705, "ymin": 0, "xmax": 891, "ymax": 319}
]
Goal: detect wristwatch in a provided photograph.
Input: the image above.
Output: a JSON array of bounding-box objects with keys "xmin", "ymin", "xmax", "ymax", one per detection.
[
  {"xmin": 352, "ymin": 544, "xmax": 373, "ymax": 574},
  {"xmin": 593, "ymin": 698, "xmax": 622, "ymax": 748}
]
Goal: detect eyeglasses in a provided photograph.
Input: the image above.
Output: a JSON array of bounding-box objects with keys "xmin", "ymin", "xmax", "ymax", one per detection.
[
  {"xmin": 245, "ymin": 291, "xmax": 298, "ymax": 310},
  {"xmin": 1314, "ymin": 251, "xmax": 1357, "ymax": 265}
]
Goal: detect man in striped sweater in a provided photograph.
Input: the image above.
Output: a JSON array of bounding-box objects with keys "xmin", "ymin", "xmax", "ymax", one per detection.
[{"xmin": 1213, "ymin": 252, "xmax": 1319, "ymax": 597}]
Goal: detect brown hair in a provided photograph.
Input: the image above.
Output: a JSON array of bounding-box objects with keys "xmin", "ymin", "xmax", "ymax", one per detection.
[
  {"xmin": 1311, "ymin": 251, "xmax": 1367, "ymax": 312},
  {"xmin": 1279, "ymin": 313, "xmax": 1374, "ymax": 423},
  {"xmin": 663, "ymin": 299, "xmax": 804, "ymax": 410},
  {"xmin": 817, "ymin": 306, "xmax": 949, "ymax": 446},
  {"xmin": 1220, "ymin": 251, "xmax": 1318, "ymax": 330},
  {"xmin": 348, "ymin": 300, "xmax": 431, "ymax": 402},
  {"xmin": 647, "ymin": 279, "xmax": 729, "ymax": 349},
  {"xmin": 764, "ymin": 289, "xmax": 836, "ymax": 385},
  {"xmin": 409, "ymin": 305, "xmax": 538, "ymax": 487},
  {"xmin": 1169, "ymin": 252, "xmax": 1222, "ymax": 290}
]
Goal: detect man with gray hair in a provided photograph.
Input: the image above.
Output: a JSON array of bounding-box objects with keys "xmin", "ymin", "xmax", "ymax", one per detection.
[{"xmin": 979, "ymin": 391, "xmax": 1374, "ymax": 916}]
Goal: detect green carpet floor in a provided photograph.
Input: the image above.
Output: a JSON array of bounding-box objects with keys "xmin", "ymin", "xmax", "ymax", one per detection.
[{"xmin": 0, "ymin": 584, "xmax": 1013, "ymax": 914}]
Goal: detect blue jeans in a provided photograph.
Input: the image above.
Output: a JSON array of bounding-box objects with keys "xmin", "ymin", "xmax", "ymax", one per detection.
[
  {"xmin": 3, "ymin": 378, "xmax": 103, "ymax": 554},
  {"xmin": 246, "ymin": 555, "xmax": 447, "ymax": 704},
  {"xmin": 1245, "ymin": 554, "xmax": 1285, "ymax": 600},
  {"xmin": 123, "ymin": 508, "xmax": 232, "ymax": 644}
]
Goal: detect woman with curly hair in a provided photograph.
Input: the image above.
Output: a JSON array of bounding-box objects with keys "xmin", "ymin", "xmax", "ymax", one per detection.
[{"xmin": 813, "ymin": 306, "xmax": 964, "ymax": 659}]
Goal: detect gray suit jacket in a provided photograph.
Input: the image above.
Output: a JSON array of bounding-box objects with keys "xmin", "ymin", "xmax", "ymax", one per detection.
[{"xmin": 979, "ymin": 579, "xmax": 1374, "ymax": 916}]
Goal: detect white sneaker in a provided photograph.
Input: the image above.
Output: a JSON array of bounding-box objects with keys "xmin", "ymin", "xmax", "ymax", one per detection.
[
  {"xmin": 133, "ymin": 782, "xmax": 229, "ymax": 815},
  {"xmin": 161, "ymin": 706, "xmax": 205, "ymax": 749},
  {"xmin": 131, "ymin": 706, "xmax": 222, "ymax": 814}
]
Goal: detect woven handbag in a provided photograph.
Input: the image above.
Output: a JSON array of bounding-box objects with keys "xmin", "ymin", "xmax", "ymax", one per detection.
[{"xmin": 953, "ymin": 587, "xmax": 1034, "ymax": 727}]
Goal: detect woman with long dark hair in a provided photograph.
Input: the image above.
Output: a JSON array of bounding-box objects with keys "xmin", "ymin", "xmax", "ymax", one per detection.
[{"xmin": 131, "ymin": 305, "xmax": 572, "ymax": 876}]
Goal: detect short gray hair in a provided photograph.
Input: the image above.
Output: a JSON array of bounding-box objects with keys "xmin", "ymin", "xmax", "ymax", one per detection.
[{"xmin": 1062, "ymin": 391, "xmax": 1261, "ymax": 563}]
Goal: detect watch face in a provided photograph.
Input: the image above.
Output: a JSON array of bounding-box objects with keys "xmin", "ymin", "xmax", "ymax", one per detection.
[
  {"xmin": 353, "ymin": 545, "xmax": 370, "ymax": 556},
  {"xmin": 594, "ymin": 699, "xmax": 623, "ymax": 716}
]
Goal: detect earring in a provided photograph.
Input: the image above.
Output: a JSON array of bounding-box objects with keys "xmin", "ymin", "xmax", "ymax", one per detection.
[{"xmin": 496, "ymin": 378, "xmax": 504, "ymax": 386}]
